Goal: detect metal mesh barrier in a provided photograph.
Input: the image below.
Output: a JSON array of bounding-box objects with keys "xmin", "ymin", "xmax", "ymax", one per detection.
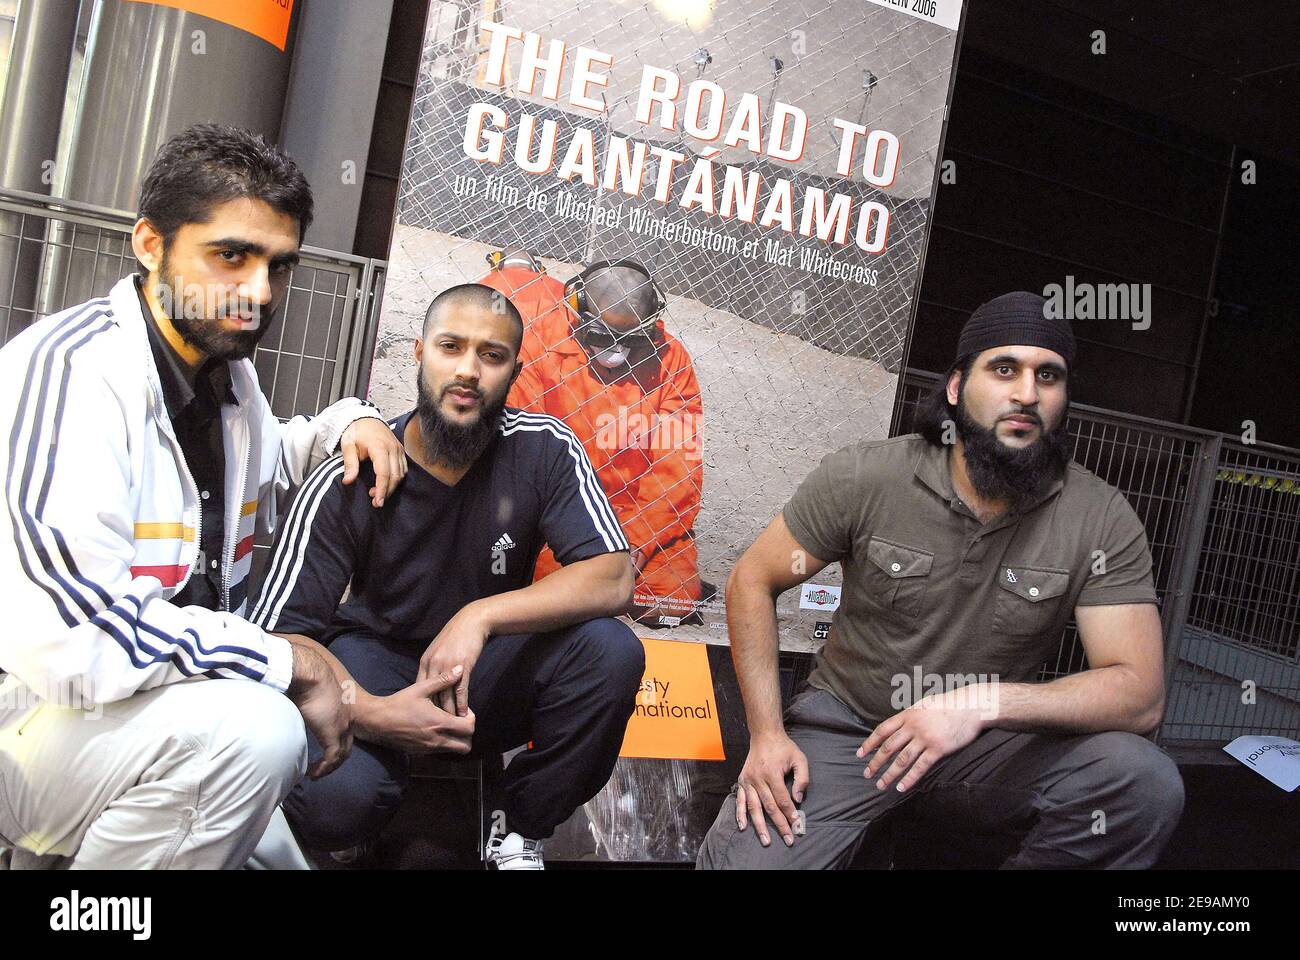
[
  {"xmin": 1049, "ymin": 411, "xmax": 1205, "ymax": 677},
  {"xmin": 1167, "ymin": 441, "xmax": 1300, "ymax": 742},
  {"xmin": 0, "ymin": 187, "xmax": 379, "ymax": 419},
  {"xmin": 1191, "ymin": 446, "xmax": 1300, "ymax": 660},
  {"xmin": 0, "ymin": 204, "xmax": 136, "ymax": 341}
]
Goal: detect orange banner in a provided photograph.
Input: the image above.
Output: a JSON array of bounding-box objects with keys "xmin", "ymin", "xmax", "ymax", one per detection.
[
  {"xmin": 127, "ymin": 0, "xmax": 294, "ymax": 51},
  {"xmin": 619, "ymin": 638, "xmax": 725, "ymax": 761}
]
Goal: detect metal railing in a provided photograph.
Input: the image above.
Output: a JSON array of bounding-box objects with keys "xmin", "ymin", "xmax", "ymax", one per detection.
[
  {"xmin": 0, "ymin": 186, "xmax": 386, "ymax": 417},
  {"xmin": 896, "ymin": 369, "xmax": 1300, "ymax": 747},
  {"xmin": 1168, "ymin": 438, "xmax": 1300, "ymax": 743}
]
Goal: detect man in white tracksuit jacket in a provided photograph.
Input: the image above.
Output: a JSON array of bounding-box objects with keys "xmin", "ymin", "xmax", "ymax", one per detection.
[{"xmin": 0, "ymin": 124, "xmax": 413, "ymax": 869}]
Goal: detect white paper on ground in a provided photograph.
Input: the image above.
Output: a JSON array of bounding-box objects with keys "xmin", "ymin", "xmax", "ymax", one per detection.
[{"xmin": 1222, "ymin": 736, "xmax": 1300, "ymax": 791}]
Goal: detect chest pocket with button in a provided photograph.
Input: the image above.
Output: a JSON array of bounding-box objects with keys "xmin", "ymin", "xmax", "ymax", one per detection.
[
  {"xmin": 993, "ymin": 565, "xmax": 1071, "ymax": 636},
  {"xmin": 865, "ymin": 536, "xmax": 934, "ymax": 618}
]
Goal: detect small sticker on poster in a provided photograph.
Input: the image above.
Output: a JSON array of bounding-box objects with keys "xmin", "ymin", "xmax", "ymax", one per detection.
[{"xmin": 800, "ymin": 583, "xmax": 842, "ymax": 611}]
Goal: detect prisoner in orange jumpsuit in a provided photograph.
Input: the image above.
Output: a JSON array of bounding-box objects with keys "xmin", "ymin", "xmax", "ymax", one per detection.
[{"xmin": 481, "ymin": 255, "xmax": 704, "ymax": 625}]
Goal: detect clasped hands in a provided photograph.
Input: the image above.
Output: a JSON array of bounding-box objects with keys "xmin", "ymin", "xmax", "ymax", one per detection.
[{"xmin": 358, "ymin": 609, "xmax": 487, "ymax": 755}]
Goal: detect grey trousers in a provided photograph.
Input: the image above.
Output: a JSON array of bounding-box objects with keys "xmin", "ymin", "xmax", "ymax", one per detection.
[{"xmin": 697, "ymin": 687, "xmax": 1185, "ymax": 869}]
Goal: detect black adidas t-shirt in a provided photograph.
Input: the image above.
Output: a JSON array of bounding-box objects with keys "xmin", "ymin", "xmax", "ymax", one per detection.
[{"xmin": 250, "ymin": 408, "xmax": 629, "ymax": 647}]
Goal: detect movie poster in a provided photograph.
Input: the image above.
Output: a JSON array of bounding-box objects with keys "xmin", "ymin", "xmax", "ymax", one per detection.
[{"xmin": 373, "ymin": 0, "xmax": 964, "ymax": 659}]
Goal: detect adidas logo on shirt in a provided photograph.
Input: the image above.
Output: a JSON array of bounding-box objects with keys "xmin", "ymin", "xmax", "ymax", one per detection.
[{"xmin": 492, "ymin": 533, "xmax": 517, "ymax": 554}]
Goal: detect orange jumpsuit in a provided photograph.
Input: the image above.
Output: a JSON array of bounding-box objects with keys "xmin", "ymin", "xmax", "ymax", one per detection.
[{"xmin": 481, "ymin": 266, "xmax": 704, "ymax": 608}]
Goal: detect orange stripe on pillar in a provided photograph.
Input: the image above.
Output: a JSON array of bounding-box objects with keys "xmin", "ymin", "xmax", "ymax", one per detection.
[{"xmin": 123, "ymin": 0, "xmax": 295, "ymax": 51}]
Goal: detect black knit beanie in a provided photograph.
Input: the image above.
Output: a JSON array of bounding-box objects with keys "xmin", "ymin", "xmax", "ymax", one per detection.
[{"xmin": 955, "ymin": 291, "xmax": 1076, "ymax": 369}]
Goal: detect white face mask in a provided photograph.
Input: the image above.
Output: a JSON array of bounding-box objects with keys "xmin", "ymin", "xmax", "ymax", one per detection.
[{"xmin": 594, "ymin": 346, "xmax": 630, "ymax": 368}]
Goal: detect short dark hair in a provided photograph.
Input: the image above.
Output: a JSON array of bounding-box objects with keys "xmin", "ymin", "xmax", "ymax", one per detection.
[
  {"xmin": 136, "ymin": 123, "xmax": 313, "ymax": 273},
  {"xmin": 423, "ymin": 283, "xmax": 524, "ymax": 353},
  {"xmin": 914, "ymin": 353, "xmax": 975, "ymax": 446}
]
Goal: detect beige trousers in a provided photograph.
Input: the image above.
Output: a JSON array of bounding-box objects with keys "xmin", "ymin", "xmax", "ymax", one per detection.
[{"xmin": 0, "ymin": 674, "xmax": 308, "ymax": 869}]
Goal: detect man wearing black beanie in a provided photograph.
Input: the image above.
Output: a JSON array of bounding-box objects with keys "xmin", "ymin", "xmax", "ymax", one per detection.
[{"xmin": 699, "ymin": 291, "xmax": 1183, "ymax": 869}]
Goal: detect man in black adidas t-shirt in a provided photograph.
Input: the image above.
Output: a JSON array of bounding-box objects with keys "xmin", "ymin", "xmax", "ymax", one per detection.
[{"xmin": 251, "ymin": 284, "xmax": 642, "ymax": 868}]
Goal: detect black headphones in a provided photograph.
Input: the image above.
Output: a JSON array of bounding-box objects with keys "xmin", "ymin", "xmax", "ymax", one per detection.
[{"xmin": 563, "ymin": 259, "xmax": 667, "ymax": 330}]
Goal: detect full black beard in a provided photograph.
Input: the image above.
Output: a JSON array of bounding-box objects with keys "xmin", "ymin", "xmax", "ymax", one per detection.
[
  {"xmin": 159, "ymin": 250, "xmax": 276, "ymax": 362},
  {"xmin": 415, "ymin": 368, "xmax": 505, "ymax": 470},
  {"xmin": 956, "ymin": 398, "xmax": 1071, "ymax": 511}
]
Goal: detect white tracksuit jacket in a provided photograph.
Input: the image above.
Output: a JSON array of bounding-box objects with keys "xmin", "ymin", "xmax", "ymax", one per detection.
[{"xmin": 0, "ymin": 274, "xmax": 380, "ymax": 704}]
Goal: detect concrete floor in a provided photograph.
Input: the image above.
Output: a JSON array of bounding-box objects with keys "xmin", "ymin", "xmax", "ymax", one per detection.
[{"xmin": 352, "ymin": 756, "xmax": 1299, "ymax": 869}]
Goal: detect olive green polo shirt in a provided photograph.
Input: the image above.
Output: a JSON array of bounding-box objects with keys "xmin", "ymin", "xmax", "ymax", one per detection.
[{"xmin": 782, "ymin": 433, "xmax": 1158, "ymax": 726}]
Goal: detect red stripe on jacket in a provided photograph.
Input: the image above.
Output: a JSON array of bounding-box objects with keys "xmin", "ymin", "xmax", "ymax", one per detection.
[{"xmin": 130, "ymin": 564, "xmax": 190, "ymax": 588}]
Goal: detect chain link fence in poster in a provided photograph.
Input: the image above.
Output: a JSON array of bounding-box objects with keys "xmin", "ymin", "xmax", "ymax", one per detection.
[{"xmin": 371, "ymin": 0, "xmax": 963, "ymax": 648}]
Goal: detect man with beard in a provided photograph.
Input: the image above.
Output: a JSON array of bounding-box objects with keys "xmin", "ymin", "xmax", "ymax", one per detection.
[
  {"xmin": 697, "ymin": 292, "xmax": 1184, "ymax": 869},
  {"xmin": 252, "ymin": 283, "xmax": 643, "ymax": 869},
  {"xmin": 0, "ymin": 125, "xmax": 406, "ymax": 869}
]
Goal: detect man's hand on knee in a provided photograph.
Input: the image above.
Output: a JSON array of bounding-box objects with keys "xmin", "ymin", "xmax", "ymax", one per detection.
[
  {"xmin": 736, "ymin": 732, "xmax": 810, "ymax": 849},
  {"xmin": 287, "ymin": 645, "xmax": 355, "ymax": 779},
  {"xmin": 859, "ymin": 685, "xmax": 992, "ymax": 793}
]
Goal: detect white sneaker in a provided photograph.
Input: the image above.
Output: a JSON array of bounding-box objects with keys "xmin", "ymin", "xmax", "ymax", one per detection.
[{"xmin": 486, "ymin": 832, "xmax": 545, "ymax": 870}]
